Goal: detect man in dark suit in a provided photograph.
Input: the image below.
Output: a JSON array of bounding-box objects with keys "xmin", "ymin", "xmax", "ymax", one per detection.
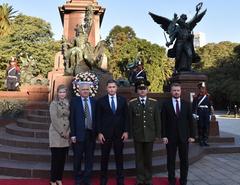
[
  {"xmin": 129, "ymin": 79, "xmax": 160, "ymax": 185},
  {"xmin": 96, "ymin": 79, "xmax": 129, "ymax": 185},
  {"xmin": 161, "ymin": 83, "xmax": 195, "ymax": 185},
  {"xmin": 70, "ymin": 82, "xmax": 96, "ymax": 185}
]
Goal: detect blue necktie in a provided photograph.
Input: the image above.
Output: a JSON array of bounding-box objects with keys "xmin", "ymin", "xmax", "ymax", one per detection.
[{"xmin": 111, "ymin": 96, "xmax": 116, "ymax": 113}]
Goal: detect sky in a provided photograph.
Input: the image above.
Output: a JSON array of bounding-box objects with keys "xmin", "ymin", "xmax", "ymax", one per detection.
[{"xmin": 1, "ymin": 0, "xmax": 240, "ymax": 46}]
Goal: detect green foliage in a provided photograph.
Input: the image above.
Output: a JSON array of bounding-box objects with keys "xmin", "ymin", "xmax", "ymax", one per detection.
[
  {"xmin": 196, "ymin": 42, "xmax": 240, "ymax": 107},
  {"xmin": 106, "ymin": 25, "xmax": 173, "ymax": 92},
  {"xmin": 0, "ymin": 3, "xmax": 17, "ymax": 36},
  {"xmin": 0, "ymin": 14, "xmax": 61, "ymax": 89},
  {"xmin": 0, "ymin": 99, "xmax": 26, "ymax": 117}
]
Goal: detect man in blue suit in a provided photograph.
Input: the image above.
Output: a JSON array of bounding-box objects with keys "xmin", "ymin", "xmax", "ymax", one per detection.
[
  {"xmin": 70, "ymin": 82, "xmax": 96, "ymax": 185},
  {"xmin": 96, "ymin": 79, "xmax": 129, "ymax": 185}
]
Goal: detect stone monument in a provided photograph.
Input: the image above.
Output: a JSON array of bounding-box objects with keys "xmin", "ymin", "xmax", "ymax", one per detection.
[{"xmin": 48, "ymin": 0, "xmax": 109, "ymax": 100}]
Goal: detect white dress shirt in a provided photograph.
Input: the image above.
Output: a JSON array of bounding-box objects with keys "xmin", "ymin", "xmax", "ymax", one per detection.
[
  {"xmin": 108, "ymin": 94, "xmax": 117, "ymax": 110},
  {"xmin": 172, "ymin": 97, "xmax": 181, "ymax": 114},
  {"xmin": 139, "ymin": 96, "xmax": 147, "ymax": 105}
]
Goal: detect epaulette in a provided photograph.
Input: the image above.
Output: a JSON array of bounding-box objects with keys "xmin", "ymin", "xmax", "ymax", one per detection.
[
  {"xmin": 149, "ymin": 98, "xmax": 157, "ymax": 101},
  {"xmin": 129, "ymin": 98, "xmax": 137, "ymax": 102}
]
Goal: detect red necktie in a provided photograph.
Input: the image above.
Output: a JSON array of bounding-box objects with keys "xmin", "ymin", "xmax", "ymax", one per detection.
[{"xmin": 176, "ymin": 99, "xmax": 180, "ymax": 116}]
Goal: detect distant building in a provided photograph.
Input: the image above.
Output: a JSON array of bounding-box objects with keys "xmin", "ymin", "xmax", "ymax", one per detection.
[{"xmin": 194, "ymin": 32, "xmax": 206, "ymax": 48}]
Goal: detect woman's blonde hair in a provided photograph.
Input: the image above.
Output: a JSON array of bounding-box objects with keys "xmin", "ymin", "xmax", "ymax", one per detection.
[{"xmin": 55, "ymin": 84, "xmax": 68, "ymax": 101}]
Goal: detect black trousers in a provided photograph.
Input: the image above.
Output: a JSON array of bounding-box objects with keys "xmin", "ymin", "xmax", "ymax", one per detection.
[
  {"xmin": 198, "ymin": 112, "xmax": 210, "ymax": 142},
  {"xmin": 7, "ymin": 77, "xmax": 18, "ymax": 91},
  {"xmin": 50, "ymin": 147, "xmax": 69, "ymax": 182},
  {"xmin": 100, "ymin": 138, "xmax": 124, "ymax": 185},
  {"xmin": 72, "ymin": 130, "xmax": 96, "ymax": 185},
  {"xmin": 166, "ymin": 141, "xmax": 189, "ymax": 185},
  {"xmin": 134, "ymin": 141, "xmax": 153, "ymax": 184}
]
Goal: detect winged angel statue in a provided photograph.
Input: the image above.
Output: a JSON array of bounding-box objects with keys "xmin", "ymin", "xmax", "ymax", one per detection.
[
  {"xmin": 62, "ymin": 5, "xmax": 107, "ymax": 75},
  {"xmin": 149, "ymin": 2, "xmax": 207, "ymax": 73}
]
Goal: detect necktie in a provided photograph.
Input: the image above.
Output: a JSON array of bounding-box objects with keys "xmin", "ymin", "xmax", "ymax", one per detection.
[
  {"xmin": 141, "ymin": 99, "xmax": 145, "ymax": 107},
  {"xmin": 111, "ymin": 96, "xmax": 116, "ymax": 113},
  {"xmin": 176, "ymin": 99, "xmax": 180, "ymax": 116},
  {"xmin": 84, "ymin": 98, "xmax": 92, "ymax": 129}
]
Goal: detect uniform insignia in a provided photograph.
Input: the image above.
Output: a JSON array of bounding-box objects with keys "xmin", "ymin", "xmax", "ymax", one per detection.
[
  {"xmin": 149, "ymin": 98, "xmax": 157, "ymax": 101},
  {"xmin": 129, "ymin": 98, "xmax": 137, "ymax": 102}
]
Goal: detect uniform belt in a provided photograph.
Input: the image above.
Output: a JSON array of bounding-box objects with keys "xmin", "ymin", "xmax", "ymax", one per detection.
[
  {"xmin": 7, "ymin": 76, "xmax": 18, "ymax": 79},
  {"xmin": 198, "ymin": 105, "xmax": 208, "ymax": 108}
]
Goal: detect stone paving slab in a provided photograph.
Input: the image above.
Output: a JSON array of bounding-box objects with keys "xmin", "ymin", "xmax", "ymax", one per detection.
[{"xmin": 156, "ymin": 153, "xmax": 240, "ymax": 185}]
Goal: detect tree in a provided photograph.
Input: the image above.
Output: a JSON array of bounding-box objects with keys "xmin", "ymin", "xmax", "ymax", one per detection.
[
  {"xmin": 106, "ymin": 25, "xmax": 173, "ymax": 92},
  {"xmin": 195, "ymin": 42, "xmax": 240, "ymax": 108},
  {"xmin": 0, "ymin": 14, "xmax": 60, "ymax": 89},
  {"xmin": 0, "ymin": 3, "xmax": 17, "ymax": 36}
]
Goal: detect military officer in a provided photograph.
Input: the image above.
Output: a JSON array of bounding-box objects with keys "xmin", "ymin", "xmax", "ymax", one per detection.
[
  {"xmin": 129, "ymin": 79, "xmax": 161, "ymax": 185},
  {"xmin": 192, "ymin": 82, "xmax": 213, "ymax": 146}
]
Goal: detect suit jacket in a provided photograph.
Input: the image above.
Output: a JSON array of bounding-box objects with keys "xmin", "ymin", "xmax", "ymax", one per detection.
[
  {"xmin": 129, "ymin": 97, "xmax": 161, "ymax": 142},
  {"xmin": 161, "ymin": 98, "xmax": 195, "ymax": 143},
  {"xmin": 96, "ymin": 95, "xmax": 129, "ymax": 139},
  {"xmin": 70, "ymin": 96, "xmax": 96, "ymax": 142}
]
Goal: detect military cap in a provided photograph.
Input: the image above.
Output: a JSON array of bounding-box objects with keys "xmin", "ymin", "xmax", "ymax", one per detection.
[
  {"xmin": 135, "ymin": 59, "xmax": 143, "ymax": 66},
  {"xmin": 197, "ymin": 81, "xmax": 206, "ymax": 88},
  {"xmin": 135, "ymin": 79, "xmax": 150, "ymax": 90}
]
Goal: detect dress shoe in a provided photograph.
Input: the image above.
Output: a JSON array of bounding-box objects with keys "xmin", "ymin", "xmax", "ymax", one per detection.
[
  {"xmin": 199, "ymin": 141, "xmax": 204, "ymax": 147},
  {"xmin": 49, "ymin": 182, "xmax": 57, "ymax": 185},
  {"xmin": 100, "ymin": 179, "xmax": 107, "ymax": 185},
  {"xmin": 203, "ymin": 141, "xmax": 210, "ymax": 147},
  {"xmin": 56, "ymin": 180, "xmax": 62, "ymax": 185},
  {"xmin": 168, "ymin": 180, "xmax": 176, "ymax": 185}
]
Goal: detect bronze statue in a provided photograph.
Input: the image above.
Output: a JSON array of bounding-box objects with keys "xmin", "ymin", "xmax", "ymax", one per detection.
[
  {"xmin": 149, "ymin": 2, "xmax": 207, "ymax": 73},
  {"xmin": 62, "ymin": 5, "xmax": 107, "ymax": 76}
]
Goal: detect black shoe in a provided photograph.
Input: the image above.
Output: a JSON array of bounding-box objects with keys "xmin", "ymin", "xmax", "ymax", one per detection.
[
  {"xmin": 100, "ymin": 179, "xmax": 107, "ymax": 185},
  {"xmin": 203, "ymin": 141, "xmax": 210, "ymax": 147},
  {"xmin": 168, "ymin": 180, "xmax": 176, "ymax": 185},
  {"xmin": 199, "ymin": 141, "xmax": 204, "ymax": 146}
]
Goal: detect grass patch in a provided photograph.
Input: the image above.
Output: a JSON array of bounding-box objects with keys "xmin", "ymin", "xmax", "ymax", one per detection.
[{"xmin": 219, "ymin": 114, "xmax": 240, "ymax": 118}]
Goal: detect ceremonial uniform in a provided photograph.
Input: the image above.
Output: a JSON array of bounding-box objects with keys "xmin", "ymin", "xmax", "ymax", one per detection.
[
  {"xmin": 6, "ymin": 64, "xmax": 20, "ymax": 91},
  {"xmin": 129, "ymin": 80, "xmax": 160, "ymax": 185},
  {"xmin": 192, "ymin": 82, "xmax": 212, "ymax": 146},
  {"xmin": 192, "ymin": 94, "xmax": 212, "ymax": 146}
]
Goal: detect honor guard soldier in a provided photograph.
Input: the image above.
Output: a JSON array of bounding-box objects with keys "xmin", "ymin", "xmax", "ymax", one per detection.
[
  {"xmin": 6, "ymin": 57, "xmax": 20, "ymax": 91},
  {"xmin": 192, "ymin": 82, "xmax": 213, "ymax": 146},
  {"xmin": 132, "ymin": 60, "xmax": 147, "ymax": 87},
  {"xmin": 129, "ymin": 79, "xmax": 161, "ymax": 185}
]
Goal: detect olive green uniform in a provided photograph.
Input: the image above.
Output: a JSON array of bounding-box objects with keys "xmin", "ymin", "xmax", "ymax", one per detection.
[{"xmin": 129, "ymin": 97, "xmax": 161, "ymax": 184}]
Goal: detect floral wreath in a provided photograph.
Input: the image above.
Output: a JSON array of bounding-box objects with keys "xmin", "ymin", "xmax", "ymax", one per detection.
[{"xmin": 72, "ymin": 72, "xmax": 99, "ymax": 97}]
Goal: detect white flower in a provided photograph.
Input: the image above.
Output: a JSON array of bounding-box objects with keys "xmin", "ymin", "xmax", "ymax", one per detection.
[{"xmin": 73, "ymin": 72, "xmax": 99, "ymax": 97}]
